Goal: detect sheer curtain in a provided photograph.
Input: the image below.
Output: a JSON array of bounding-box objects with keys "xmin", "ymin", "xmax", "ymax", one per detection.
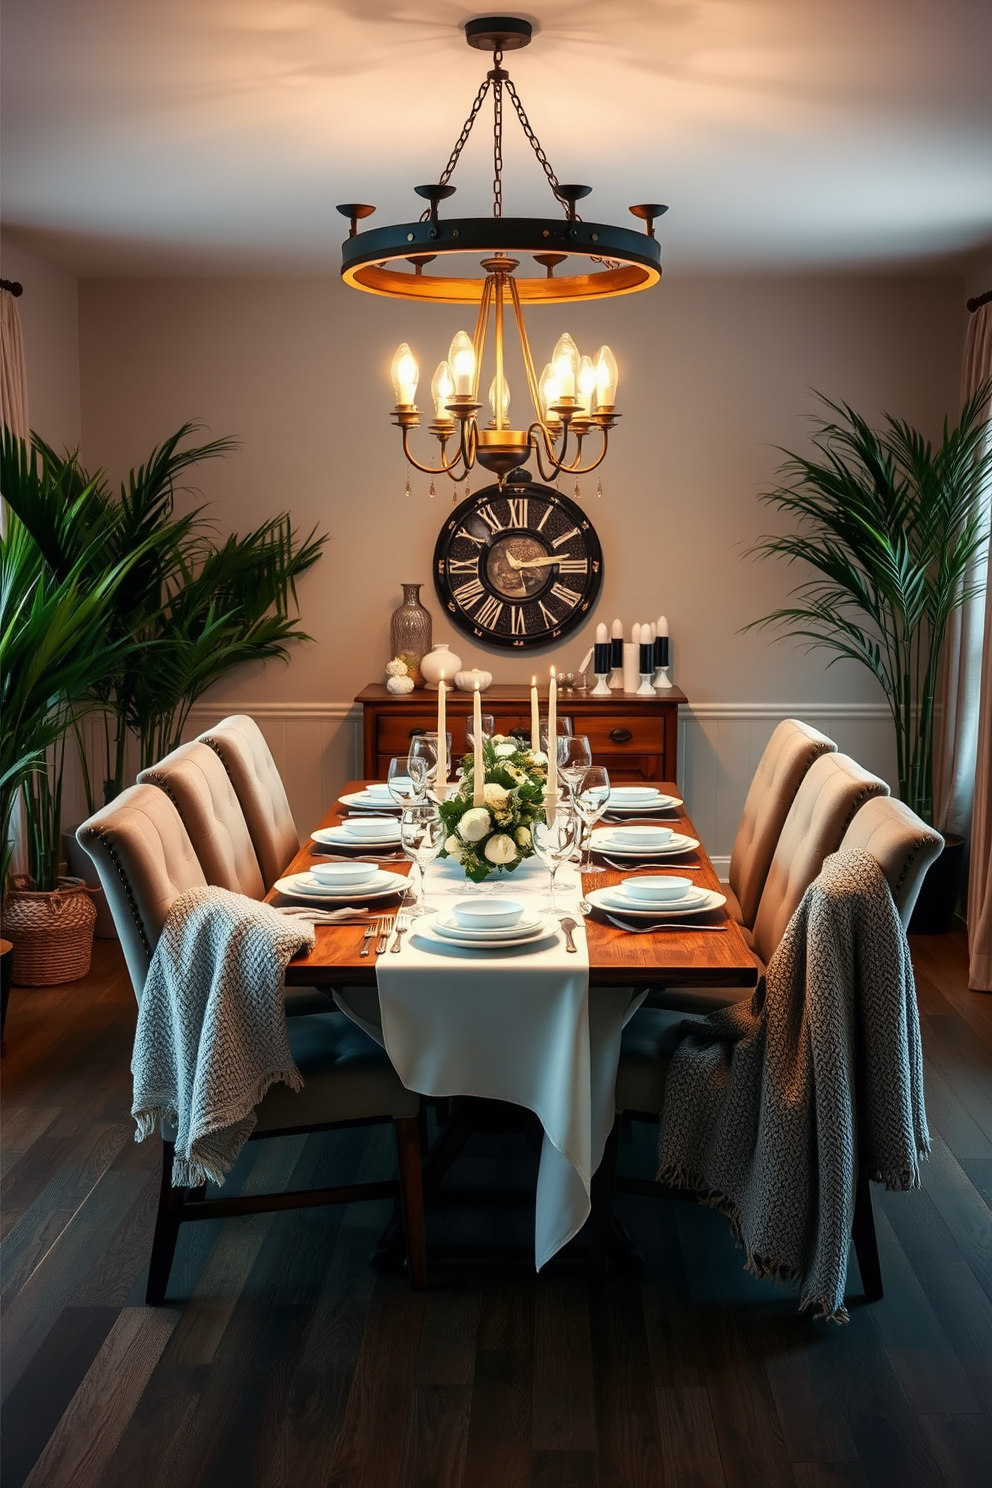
[
  {"xmin": 1, "ymin": 280, "xmax": 31, "ymax": 876},
  {"xmin": 964, "ymin": 304, "xmax": 992, "ymax": 990}
]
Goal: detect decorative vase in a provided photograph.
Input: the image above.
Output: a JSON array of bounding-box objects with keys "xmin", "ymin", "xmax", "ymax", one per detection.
[
  {"xmin": 421, "ymin": 642, "xmax": 463, "ymax": 690},
  {"xmin": 390, "ymin": 584, "xmax": 433, "ymax": 687},
  {"xmin": 454, "ymin": 668, "xmax": 493, "ymax": 692}
]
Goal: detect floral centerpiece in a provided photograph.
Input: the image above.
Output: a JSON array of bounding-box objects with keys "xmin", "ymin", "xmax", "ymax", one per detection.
[{"xmin": 438, "ymin": 736, "xmax": 547, "ymax": 883}]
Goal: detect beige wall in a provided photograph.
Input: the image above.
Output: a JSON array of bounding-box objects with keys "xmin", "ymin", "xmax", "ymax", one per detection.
[
  {"xmin": 0, "ymin": 237, "xmax": 81, "ymax": 449},
  {"xmin": 71, "ymin": 269, "xmax": 966, "ymax": 853}
]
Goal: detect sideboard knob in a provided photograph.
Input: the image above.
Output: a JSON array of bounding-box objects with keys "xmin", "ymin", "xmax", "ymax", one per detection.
[{"xmin": 609, "ymin": 728, "xmax": 633, "ymax": 743}]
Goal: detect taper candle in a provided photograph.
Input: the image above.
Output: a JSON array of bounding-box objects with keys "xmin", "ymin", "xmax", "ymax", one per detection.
[
  {"xmin": 436, "ymin": 677, "xmax": 447, "ymax": 797},
  {"xmin": 610, "ymin": 618, "xmax": 623, "ymax": 669},
  {"xmin": 472, "ymin": 683, "xmax": 485, "ymax": 806},
  {"xmin": 655, "ymin": 614, "xmax": 670, "ymax": 666},
  {"xmin": 547, "ymin": 666, "xmax": 558, "ymax": 804},
  {"xmin": 530, "ymin": 674, "xmax": 540, "ymax": 752}
]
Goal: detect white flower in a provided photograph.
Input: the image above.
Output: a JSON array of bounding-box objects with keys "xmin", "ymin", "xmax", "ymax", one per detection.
[
  {"xmin": 531, "ymin": 749, "xmax": 548, "ymax": 766},
  {"xmin": 490, "ymin": 733, "xmax": 508, "ymax": 744},
  {"xmin": 385, "ymin": 657, "xmax": 408, "ymax": 677},
  {"xmin": 483, "ymin": 782, "xmax": 509, "ymax": 810},
  {"xmin": 514, "ymin": 825, "xmax": 531, "ymax": 847},
  {"xmin": 459, "ymin": 807, "xmax": 491, "ymax": 842},
  {"xmin": 494, "ymin": 742, "xmax": 517, "ymax": 758},
  {"xmin": 444, "ymin": 833, "xmax": 464, "ymax": 862},
  {"xmin": 484, "ymin": 833, "xmax": 517, "ymax": 865}
]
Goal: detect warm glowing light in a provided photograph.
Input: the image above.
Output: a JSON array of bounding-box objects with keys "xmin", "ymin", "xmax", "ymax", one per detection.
[
  {"xmin": 539, "ymin": 362, "xmax": 561, "ymax": 422},
  {"xmin": 488, "ymin": 374, "xmax": 511, "ymax": 423},
  {"xmin": 551, "ymin": 333, "xmax": 579, "ymax": 398},
  {"xmin": 431, "ymin": 360, "xmax": 455, "ymax": 420},
  {"xmin": 577, "ymin": 355, "xmax": 597, "ymax": 416},
  {"xmin": 390, "ymin": 343, "xmax": 419, "ymax": 406},
  {"xmin": 595, "ymin": 345, "xmax": 619, "ymax": 409},
  {"xmin": 448, "ymin": 330, "xmax": 476, "ymax": 397}
]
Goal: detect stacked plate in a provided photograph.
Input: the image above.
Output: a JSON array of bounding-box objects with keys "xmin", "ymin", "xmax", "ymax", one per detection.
[
  {"xmin": 312, "ymin": 817, "xmax": 402, "ymax": 850},
  {"xmin": 590, "ymin": 825, "xmax": 700, "ymax": 859},
  {"xmin": 585, "ymin": 881, "xmax": 726, "ymax": 919},
  {"xmin": 418, "ymin": 912, "xmax": 556, "ymax": 951},
  {"xmin": 273, "ymin": 868, "xmax": 408, "ymax": 905},
  {"xmin": 338, "ymin": 785, "xmax": 404, "ymax": 813},
  {"xmin": 605, "ymin": 786, "xmax": 682, "ymax": 816}
]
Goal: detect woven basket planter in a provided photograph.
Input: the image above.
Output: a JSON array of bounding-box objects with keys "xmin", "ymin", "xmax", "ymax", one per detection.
[{"xmin": 2, "ymin": 876, "xmax": 98, "ymax": 986}]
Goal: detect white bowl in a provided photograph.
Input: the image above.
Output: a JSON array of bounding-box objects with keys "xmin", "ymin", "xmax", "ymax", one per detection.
[
  {"xmin": 364, "ymin": 782, "xmax": 394, "ymax": 798},
  {"xmin": 310, "ymin": 860, "xmax": 379, "ymax": 886},
  {"xmin": 451, "ymin": 896, "xmax": 525, "ymax": 930},
  {"xmin": 609, "ymin": 787, "xmax": 660, "ymax": 803},
  {"xmin": 611, "ymin": 825, "xmax": 673, "ymax": 847},
  {"xmin": 623, "ymin": 874, "xmax": 693, "ymax": 902},
  {"xmin": 344, "ymin": 817, "xmax": 398, "ymax": 839}
]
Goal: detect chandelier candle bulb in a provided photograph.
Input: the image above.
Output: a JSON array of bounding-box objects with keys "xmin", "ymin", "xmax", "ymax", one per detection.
[
  {"xmin": 595, "ymin": 346, "xmax": 619, "ymax": 410},
  {"xmin": 472, "ymin": 683, "xmax": 485, "ymax": 806},
  {"xmin": 577, "ymin": 355, "xmax": 597, "ymax": 417},
  {"xmin": 552, "ymin": 334, "xmax": 579, "ymax": 399},
  {"xmin": 530, "ymin": 675, "xmax": 540, "ymax": 752},
  {"xmin": 431, "ymin": 361, "xmax": 455, "ymax": 422},
  {"xmin": 448, "ymin": 330, "xmax": 476, "ymax": 398},
  {"xmin": 391, "ymin": 343, "xmax": 419, "ymax": 407}
]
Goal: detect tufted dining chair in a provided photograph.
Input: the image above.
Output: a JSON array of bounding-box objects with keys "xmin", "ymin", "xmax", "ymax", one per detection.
[
  {"xmin": 591, "ymin": 791, "xmax": 940, "ymax": 1298},
  {"xmin": 77, "ymin": 784, "xmax": 426, "ymax": 1302},
  {"xmin": 196, "ymin": 715, "xmax": 300, "ymax": 889},
  {"xmin": 726, "ymin": 719, "xmax": 837, "ymax": 928},
  {"xmin": 137, "ymin": 740, "xmax": 266, "ymax": 899}
]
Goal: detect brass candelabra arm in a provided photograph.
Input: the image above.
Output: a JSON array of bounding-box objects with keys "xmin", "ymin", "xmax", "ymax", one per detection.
[
  {"xmin": 552, "ymin": 423, "xmax": 610, "ymax": 476},
  {"xmin": 400, "ymin": 423, "xmax": 468, "ymax": 476},
  {"xmin": 528, "ymin": 421, "xmax": 565, "ymax": 483}
]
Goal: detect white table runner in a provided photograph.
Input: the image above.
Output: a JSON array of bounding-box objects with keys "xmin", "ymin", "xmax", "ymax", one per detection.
[{"xmin": 334, "ymin": 857, "xmax": 644, "ymax": 1269}]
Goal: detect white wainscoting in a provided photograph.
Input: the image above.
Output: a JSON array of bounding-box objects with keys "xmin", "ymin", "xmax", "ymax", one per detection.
[{"xmin": 63, "ymin": 699, "xmax": 897, "ymax": 873}]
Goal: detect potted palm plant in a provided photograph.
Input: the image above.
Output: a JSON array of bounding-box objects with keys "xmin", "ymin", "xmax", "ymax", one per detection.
[
  {"xmin": 1, "ymin": 444, "xmax": 146, "ymax": 984},
  {"xmin": 746, "ymin": 382, "xmax": 992, "ymax": 931}
]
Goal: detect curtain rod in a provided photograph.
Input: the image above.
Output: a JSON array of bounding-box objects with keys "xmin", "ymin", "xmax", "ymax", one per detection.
[
  {"xmin": 0, "ymin": 278, "xmax": 24, "ymax": 297},
  {"xmin": 967, "ymin": 288, "xmax": 992, "ymax": 312}
]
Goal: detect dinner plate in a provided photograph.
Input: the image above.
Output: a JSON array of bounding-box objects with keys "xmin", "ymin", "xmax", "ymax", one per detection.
[
  {"xmin": 338, "ymin": 790, "xmax": 403, "ymax": 812},
  {"xmin": 590, "ymin": 828, "xmax": 700, "ymax": 858},
  {"xmin": 283, "ymin": 870, "xmax": 394, "ymax": 897},
  {"xmin": 600, "ymin": 884, "xmax": 709, "ymax": 912},
  {"xmin": 432, "ymin": 911, "xmax": 545, "ymax": 942},
  {"xmin": 311, "ymin": 824, "xmax": 402, "ymax": 848},
  {"xmin": 273, "ymin": 870, "xmax": 408, "ymax": 904},
  {"xmin": 585, "ymin": 885, "xmax": 727, "ymax": 919},
  {"xmin": 413, "ymin": 918, "xmax": 556, "ymax": 951},
  {"xmin": 604, "ymin": 794, "xmax": 682, "ymax": 816}
]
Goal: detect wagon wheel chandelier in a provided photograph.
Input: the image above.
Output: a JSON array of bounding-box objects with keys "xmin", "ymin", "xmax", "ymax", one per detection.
[{"xmin": 336, "ymin": 16, "xmax": 666, "ymax": 490}]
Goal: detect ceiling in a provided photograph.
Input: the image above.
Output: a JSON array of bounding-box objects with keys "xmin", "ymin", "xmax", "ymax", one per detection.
[{"xmin": 3, "ymin": 0, "xmax": 991, "ymax": 277}]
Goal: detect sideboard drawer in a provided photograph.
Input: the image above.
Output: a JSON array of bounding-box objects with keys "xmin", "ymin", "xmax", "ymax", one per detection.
[{"xmin": 581, "ymin": 713, "xmax": 666, "ymax": 756}]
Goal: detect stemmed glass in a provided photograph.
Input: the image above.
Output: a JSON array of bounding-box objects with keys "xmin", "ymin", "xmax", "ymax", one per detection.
[
  {"xmin": 387, "ymin": 756, "xmax": 424, "ymax": 808},
  {"xmin": 407, "ymin": 733, "xmax": 451, "ymax": 796},
  {"xmin": 465, "ymin": 713, "xmax": 495, "ymax": 751},
  {"xmin": 574, "ymin": 766, "xmax": 611, "ymax": 869},
  {"xmin": 399, "ymin": 803, "xmax": 447, "ymax": 916},
  {"xmin": 540, "ymin": 716, "xmax": 573, "ymax": 754},
  {"xmin": 557, "ymin": 735, "xmax": 592, "ymax": 800},
  {"xmin": 532, "ymin": 803, "xmax": 581, "ymax": 914}
]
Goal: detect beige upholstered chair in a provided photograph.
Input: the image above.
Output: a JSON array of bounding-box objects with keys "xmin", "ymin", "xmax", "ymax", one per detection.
[
  {"xmin": 196, "ymin": 715, "xmax": 300, "ymax": 889},
  {"xmin": 77, "ymin": 784, "xmax": 426, "ymax": 1301},
  {"xmin": 726, "ymin": 719, "xmax": 837, "ymax": 927},
  {"xmin": 837, "ymin": 795, "xmax": 943, "ymax": 927},
  {"xmin": 748, "ymin": 751, "xmax": 889, "ymax": 967},
  {"xmin": 592, "ymin": 790, "xmax": 939, "ymax": 1299},
  {"xmin": 137, "ymin": 740, "xmax": 266, "ymax": 899}
]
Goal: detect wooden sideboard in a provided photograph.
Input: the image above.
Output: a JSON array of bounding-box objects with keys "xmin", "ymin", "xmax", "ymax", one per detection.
[{"xmin": 356, "ymin": 682, "xmax": 687, "ymax": 783}]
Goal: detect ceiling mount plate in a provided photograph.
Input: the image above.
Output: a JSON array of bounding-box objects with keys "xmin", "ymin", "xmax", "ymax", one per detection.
[{"xmin": 464, "ymin": 16, "xmax": 533, "ymax": 51}]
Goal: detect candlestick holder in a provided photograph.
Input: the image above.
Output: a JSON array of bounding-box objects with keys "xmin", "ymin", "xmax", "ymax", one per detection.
[
  {"xmin": 653, "ymin": 664, "xmax": 673, "ymax": 690},
  {"xmin": 636, "ymin": 671, "xmax": 656, "ymax": 696}
]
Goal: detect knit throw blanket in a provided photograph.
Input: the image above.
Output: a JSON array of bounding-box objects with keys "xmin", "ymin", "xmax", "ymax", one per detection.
[
  {"xmin": 132, "ymin": 886, "xmax": 315, "ymax": 1188},
  {"xmin": 657, "ymin": 849, "xmax": 929, "ymax": 1322}
]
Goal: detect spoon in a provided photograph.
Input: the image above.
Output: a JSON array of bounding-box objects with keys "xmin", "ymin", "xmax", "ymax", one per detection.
[{"xmin": 559, "ymin": 916, "xmax": 580, "ymax": 953}]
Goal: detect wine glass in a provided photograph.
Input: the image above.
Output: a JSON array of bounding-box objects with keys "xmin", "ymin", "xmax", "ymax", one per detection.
[
  {"xmin": 574, "ymin": 765, "xmax": 611, "ymax": 869},
  {"xmin": 465, "ymin": 713, "xmax": 495, "ymax": 750},
  {"xmin": 387, "ymin": 756, "xmax": 424, "ymax": 808},
  {"xmin": 557, "ymin": 734, "xmax": 592, "ymax": 799},
  {"xmin": 407, "ymin": 732, "xmax": 451, "ymax": 793},
  {"xmin": 399, "ymin": 803, "xmax": 447, "ymax": 916},
  {"xmin": 540, "ymin": 716, "xmax": 573, "ymax": 753},
  {"xmin": 532, "ymin": 802, "xmax": 581, "ymax": 915}
]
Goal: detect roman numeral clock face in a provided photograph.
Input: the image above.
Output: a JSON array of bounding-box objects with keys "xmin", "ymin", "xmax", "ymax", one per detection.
[{"xmin": 433, "ymin": 480, "xmax": 603, "ymax": 649}]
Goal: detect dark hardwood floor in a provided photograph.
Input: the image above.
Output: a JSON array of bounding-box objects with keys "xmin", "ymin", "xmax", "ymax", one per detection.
[{"xmin": 2, "ymin": 930, "xmax": 990, "ymax": 1487}]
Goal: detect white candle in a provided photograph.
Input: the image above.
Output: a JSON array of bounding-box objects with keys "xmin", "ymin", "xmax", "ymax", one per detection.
[
  {"xmin": 530, "ymin": 674, "xmax": 540, "ymax": 753},
  {"xmin": 657, "ymin": 614, "xmax": 669, "ymax": 637},
  {"xmin": 472, "ymin": 683, "xmax": 485, "ymax": 806},
  {"xmin": 611, "ymin": 618, "xmax": 623, "ymax": 640},
  {"xmin": 631, "ymin": 622, "xmax": 642, "ymax": 645},
  {"xmin": 647, "ymin": 621, "xmax": 656, "ymax": 644},
  {"xmin": 547, "ymin": 666, "xmax": 558, "ymax": 805},
  {"xmin": 596, "ymin": 622, "xmax": 608, "ymax": 644},
  {"xmin": 436, "ymin": 677, "xmax": 447, "ymax": 798}
]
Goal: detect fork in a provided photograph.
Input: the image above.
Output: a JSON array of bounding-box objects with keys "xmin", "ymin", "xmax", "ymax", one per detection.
[
  {"xmin": 605, "ymin": 914, "xmax": 728, "ymax": 934},
  {"xmin": 359, "ymin": 920, "xmax": 378, "ymax": 957},
  {"xmin": 596, "ymin": 855, "xmax": 702, "ymax": 871},
  {"xmin": 390, "ymin": 911, "xmax": 411, "ymax": 953},
  {"xmin": 375, "ymin": 915, "xmax": 395, "ymax": 955}
]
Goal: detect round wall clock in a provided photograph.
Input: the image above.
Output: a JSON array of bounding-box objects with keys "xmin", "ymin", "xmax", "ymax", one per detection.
[{"xmin": 433, "ymin": 473, "xmax": 603, "ymax": 649}]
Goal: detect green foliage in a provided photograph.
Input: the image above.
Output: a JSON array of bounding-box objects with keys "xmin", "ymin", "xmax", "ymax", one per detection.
[
  {"xmin": 438, "ymin": 738, "xmax": 547, "ymax": 882},
  {"xmin": 3, "ymin": 423, "xmax": 327, "ymax": 807},
  {"xmin": 745, "ymin": 383, "xmax": 992, "ymax": 823}
]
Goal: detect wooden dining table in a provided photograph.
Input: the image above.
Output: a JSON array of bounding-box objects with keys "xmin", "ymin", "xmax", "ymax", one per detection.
[{"xmin": 273, "ymin": 781, "xmax": 758, "ymax": 992}]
